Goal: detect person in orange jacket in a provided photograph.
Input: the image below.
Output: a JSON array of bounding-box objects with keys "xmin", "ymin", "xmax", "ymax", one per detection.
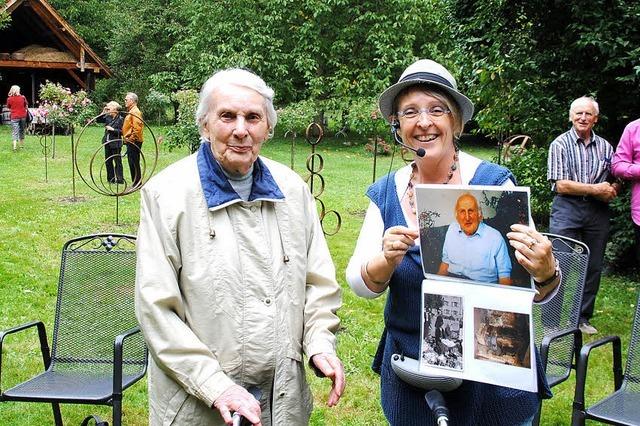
[{"xmin": 122, "ymin": 92, "xmax": 144, "ymax": 187}]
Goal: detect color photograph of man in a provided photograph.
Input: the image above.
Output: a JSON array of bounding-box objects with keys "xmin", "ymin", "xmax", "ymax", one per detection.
[{"xmin": 437, "ymin": 193, "xmax": 513, "ymax": 285}]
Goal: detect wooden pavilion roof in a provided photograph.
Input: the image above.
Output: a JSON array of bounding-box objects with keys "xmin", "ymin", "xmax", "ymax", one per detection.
[{"xmin": 1, "ymin": 0, "xmax": 112, "ymax": 89}]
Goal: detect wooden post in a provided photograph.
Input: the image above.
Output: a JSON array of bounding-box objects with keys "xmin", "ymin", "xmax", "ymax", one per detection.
[{"xmin": 30, "ymin": 72, "xmax": 36, "ymax": 105}]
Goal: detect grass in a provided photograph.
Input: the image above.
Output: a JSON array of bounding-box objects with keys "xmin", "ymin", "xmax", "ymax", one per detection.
[{"xmin": 0, "ymin": 125, "xmax": 637, "ymax": 425}]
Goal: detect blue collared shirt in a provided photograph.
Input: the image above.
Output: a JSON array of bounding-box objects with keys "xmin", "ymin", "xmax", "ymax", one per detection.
[
  {"xmin": 196, "ymin": 141, "xmax": 284, "ymax": 210},
  {"xmin": 441, "ymin": 221, "xmax": 512, "ymax": 283}
]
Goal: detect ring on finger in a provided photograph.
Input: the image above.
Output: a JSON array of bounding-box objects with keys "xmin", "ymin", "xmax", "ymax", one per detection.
[{"xmin": 527, "ymin": 238, "xmax": 537, "ymax": 249}]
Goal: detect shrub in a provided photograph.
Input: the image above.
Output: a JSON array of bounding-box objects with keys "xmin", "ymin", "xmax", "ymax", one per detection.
[
  {"xmin": 345, "ymin": 96, "xmax": 390, "ymax": 141},
  {"xmin": 145, "ymin": 89, "xmax": 172, "ymax": 124},
  {"xmin": 38, "ymin": 81, "xmax": 96, "ymax": 128},
  {"xmin": 364, "ymin": 136, "xmax": 391, "ymax": 156},
  {"xmin": 606, "ymin": 190, "xmax": 635, "ymax": 270},
  {"xmin": 164, "ymin": 89, "xmax": 200, "ymax": 153},
  {"xmin": 276, "ymin": 99, "xmax": 318, "ymax": 136},
  {"xmin": 503, "ymin": 146, "xmax": 552, "ymax": 228}
]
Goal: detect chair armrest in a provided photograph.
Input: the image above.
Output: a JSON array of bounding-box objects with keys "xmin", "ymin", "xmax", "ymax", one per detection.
[
  {"xmin": 572, "ymin": 335, "xmax": 622, "ymax": 417},
  {"xmin": 539, "ymin": 327, "xmax": 582, "ymax": 371},
  {"xmin": 112, "ymin": 326, "xmax": 146, "ymax": 395},
  {"xmin": 0, "ymin": 321, "xmax": 51, "ymax": 394}
]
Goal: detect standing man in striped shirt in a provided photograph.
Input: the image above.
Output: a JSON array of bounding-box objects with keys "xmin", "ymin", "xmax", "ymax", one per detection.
[{"xmin": 547, "ymin": 96, "xmax": 620, "ymax": 335}]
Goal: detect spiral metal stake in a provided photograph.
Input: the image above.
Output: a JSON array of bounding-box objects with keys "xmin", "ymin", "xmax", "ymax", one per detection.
[
  {"xmin": 40, "ymin": 133, "xmax": 50, "ymax": 182},
  {"xmin": 74, "ymin": 111, "xmax": 159, "ymax": 224},
  {"xmin": 51, "ymin": 125, "xmax": 56, "ymax": 159},
  {"xmin": 38, "ymin": 124, "xmax": 54, "ymax": 183},
  {"xmin": 304, "ymin": 122, "xmax": 341, "ymax": 236},
  {"xmin": 70, "ymin": 127, "xmax": 76, "ymax": 200},
  {"xmin": 372, "ymin": 134, "xmax": 379, "ymax": 183},
  {"xmin": 290, "ymin": 136, "xmax": 296, "ymax": 170}
]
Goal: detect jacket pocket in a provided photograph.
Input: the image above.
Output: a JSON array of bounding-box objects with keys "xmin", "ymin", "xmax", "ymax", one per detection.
[{"xmin": 160, "ymin": 388, "xmax": 189, "ymax": 425}]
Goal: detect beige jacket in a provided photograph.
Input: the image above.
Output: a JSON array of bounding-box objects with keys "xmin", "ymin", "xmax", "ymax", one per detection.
[{"xmin": 135, "ymin": 150, "xmax": 341, "ymax": 425}]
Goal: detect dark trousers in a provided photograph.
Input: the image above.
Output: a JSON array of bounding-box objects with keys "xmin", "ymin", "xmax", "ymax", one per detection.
[
  {"xmin": 549, "ymin": 195, "xmax": 611, "ymax": 322},
  {"xmin": 126, "ymin": 142, "xmax": 142, "ymax": 187},
  {"xmin": 104, "ymin": 144, "xmax": 123, "ymax": 182}
]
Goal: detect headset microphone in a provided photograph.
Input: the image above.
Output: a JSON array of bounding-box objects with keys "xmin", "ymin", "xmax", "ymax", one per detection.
[{"xmin": 391, "ymin": 121, "xmax": 426, "ymax": 157}]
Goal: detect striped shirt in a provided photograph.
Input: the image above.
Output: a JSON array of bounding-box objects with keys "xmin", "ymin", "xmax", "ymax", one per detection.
[{"xmin": 547, "ymin": 127, "xmax": 614, "ymax": 191}]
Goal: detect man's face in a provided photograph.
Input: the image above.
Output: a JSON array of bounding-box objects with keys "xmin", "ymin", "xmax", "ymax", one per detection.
[
  {"xmin": 124, "ymin": 96, "xmax": 133, "ymax": 109},
  {"xmin": 201, "ymin": 84, "xmax": 270, "ymax": 176},
  {"xmin": 570, "ymin": 99, "xmax": 598, "ymax": 137},
  {"xmin": 456, "ymin": 195, "xmax": 481, "ymax": 236}
]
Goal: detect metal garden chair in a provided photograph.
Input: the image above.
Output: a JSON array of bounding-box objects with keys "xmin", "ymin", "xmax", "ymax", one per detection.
[
  {"xmin": 0, "ymin": 234, "xmax": 147, "ymax": 426},
  {"xmin": 571, "ymin": 290, "xmax": 640, "ymax": 425},
  {"xmin": 533, "ymin": 233, "xmax": 589, "ymax": 425}
]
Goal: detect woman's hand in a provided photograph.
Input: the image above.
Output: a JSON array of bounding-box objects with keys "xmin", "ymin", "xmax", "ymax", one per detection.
[
  {"xmin": 382, "ymin": 226, "xmax": 419, "ymax": 268},
  {"xmin": 213, "ymin": 384, "xmax": 262, "ymax": 425},
  {"xmin": 361, "ymin": 226, "xmax": 419, "ymax": 293},
  {"xmin": 506, "ymin": 224, "xmax": 556, "ymax": 282}
]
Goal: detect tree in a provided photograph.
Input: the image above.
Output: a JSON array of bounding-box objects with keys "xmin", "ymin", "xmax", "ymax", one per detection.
[{"xmin": 446, "ymin": 0, "xmax": 640, "ymax": 144}]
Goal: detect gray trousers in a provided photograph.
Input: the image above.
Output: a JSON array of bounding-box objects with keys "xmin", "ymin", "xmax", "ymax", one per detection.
[{"xmin": 549, "ymin": 194, "xmax": 611, "ymax": 322}]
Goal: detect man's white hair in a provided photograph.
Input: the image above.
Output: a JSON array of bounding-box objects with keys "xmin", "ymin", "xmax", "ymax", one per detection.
[
  {"xmin": 569, "ymin": 96, "xmax": 599, "ymax": 120},
  {"xmin": 195, "ymin": 68, "xmax": 277, "ymax": 138}
]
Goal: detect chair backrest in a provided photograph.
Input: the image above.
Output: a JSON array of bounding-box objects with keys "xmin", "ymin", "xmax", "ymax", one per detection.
[
  {"xmin": 50, "ymin": 234, "xmax": 146, "ymax": 377},
  {"xmin": 533, "ymin": 233, "xmax": 589, "ymax": 387},
  {"xmin": 622, "ymin": 291, "xmax": 640, "ymax": 392}
]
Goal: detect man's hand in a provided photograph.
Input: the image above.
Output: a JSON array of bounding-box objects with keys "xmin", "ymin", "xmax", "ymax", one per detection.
[
  {"xmin": 591, "ymin": 182, "xmax": 617, "ymax": 202},
  {"xmin": 213, "ymin": 384, "xmax": 262, "ymax": 426},
  {"xmin": 311, "ymin": 353, "xmax": 345, "ymax": 407}
]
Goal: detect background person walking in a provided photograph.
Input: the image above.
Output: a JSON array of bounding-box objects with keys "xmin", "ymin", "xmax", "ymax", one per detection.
[{"xmin": 6, "ymin": 85, "xmax": 28, "ymax": 152}]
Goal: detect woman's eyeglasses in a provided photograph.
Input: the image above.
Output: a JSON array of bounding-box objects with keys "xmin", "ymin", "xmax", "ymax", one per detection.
[{"xmin": 397, "ymin": 106, "xmax": 451, "ymax": 120}]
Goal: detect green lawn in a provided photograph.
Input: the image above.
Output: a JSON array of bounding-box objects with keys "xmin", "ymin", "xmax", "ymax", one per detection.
[{"xmin": 0, "ymin": 125, "xmax": 636, "ymax": 425}]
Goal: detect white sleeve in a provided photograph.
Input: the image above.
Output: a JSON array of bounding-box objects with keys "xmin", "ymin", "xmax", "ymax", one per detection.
[{"xmin": 345, "ymin": 201, "xmax": 386, "ymax": 298}]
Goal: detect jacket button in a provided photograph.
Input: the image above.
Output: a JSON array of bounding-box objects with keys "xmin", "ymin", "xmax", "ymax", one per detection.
[{"xmin": 264, "ymin": 298, "xmax": 272, "ymax": 305}]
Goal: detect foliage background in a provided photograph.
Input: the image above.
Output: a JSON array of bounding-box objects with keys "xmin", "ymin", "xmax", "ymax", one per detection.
[{"xmin": 34, "ymin": 0, "xmax": 638, "ymax": 283}]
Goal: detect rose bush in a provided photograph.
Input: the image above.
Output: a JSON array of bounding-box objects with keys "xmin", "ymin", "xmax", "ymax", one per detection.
[{"xmin": 37, "ymin": 81, "xmax": 95, "ymax": 129}]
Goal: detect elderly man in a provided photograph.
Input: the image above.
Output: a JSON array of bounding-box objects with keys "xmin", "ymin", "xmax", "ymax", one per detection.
[
  {"xmin": 437, "ymin": 193, "xmax": 512, "ymax": 284},
  {"xmin": 122, "ymin": 92, "xmax": 144, "ymax": 187},
  {"xmin": 612, "ymin": 118, "xmax": 640, "ymax": 267},
  {"xmin": 135, "ymin": 68, "xmax": 344, "ymax": 425},
  {"xmin": 547, "ymin": 96, "xmax": 619, "ymax": 335}
]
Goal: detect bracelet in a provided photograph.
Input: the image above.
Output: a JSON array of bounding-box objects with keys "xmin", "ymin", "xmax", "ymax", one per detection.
[
  {"xmin": 362, "ymin": 260, "xmax": 390, "ymax": 287},
  {"xmin": 534, "ymin": 258, "xmax": 561, "ymax": 287}
]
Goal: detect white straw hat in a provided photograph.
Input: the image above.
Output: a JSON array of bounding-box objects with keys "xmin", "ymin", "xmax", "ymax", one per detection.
[{"xmin": 378, "ymin": 59, "xmax": 474, "ymax": 124}]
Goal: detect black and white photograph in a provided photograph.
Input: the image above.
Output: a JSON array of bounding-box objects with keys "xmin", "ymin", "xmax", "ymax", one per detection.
[
  {"xmin": 473, "ymin": 307, "xmax": 532, "ymax": 369},
  {"xmin": 415, "ymin": 184, "xmax": 532, "ymax": 288},
  {"xmin": 421, "ymin": 293, "xmax": 464, "ymax": 371},
  {"xmin": 419, "ymin": 278, "xmax": 537, "ymax": 392}
]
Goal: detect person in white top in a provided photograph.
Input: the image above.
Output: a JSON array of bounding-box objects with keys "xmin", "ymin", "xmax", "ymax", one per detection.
[{"xmin": 345, "ymin": 59, "xmax": 561, "ymax": 426}]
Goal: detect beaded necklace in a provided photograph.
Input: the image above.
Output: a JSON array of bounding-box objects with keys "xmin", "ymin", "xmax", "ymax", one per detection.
[{"xmin": 406, "ymin": 146, "xmax": 459, "ymax": 215}]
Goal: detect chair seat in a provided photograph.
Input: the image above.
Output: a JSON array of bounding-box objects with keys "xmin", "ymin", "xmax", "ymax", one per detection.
[
  {"xmin": 587, "ymin": 389, "xmax": 640, "ymax": 425},
  {"xmin": 3, "ymin": 370, "xmax": 142, "ymax": 403}
]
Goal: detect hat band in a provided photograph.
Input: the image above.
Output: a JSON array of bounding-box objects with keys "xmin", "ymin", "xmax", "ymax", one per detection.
[{"xmin": 400, "ymin": 72, "xmax": 454, "ymax": 89}]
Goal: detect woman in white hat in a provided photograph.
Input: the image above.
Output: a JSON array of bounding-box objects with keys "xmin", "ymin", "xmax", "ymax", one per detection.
[{"xmin": 346, "ymin": 59, "xmax": 560, "ymax": 425}]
